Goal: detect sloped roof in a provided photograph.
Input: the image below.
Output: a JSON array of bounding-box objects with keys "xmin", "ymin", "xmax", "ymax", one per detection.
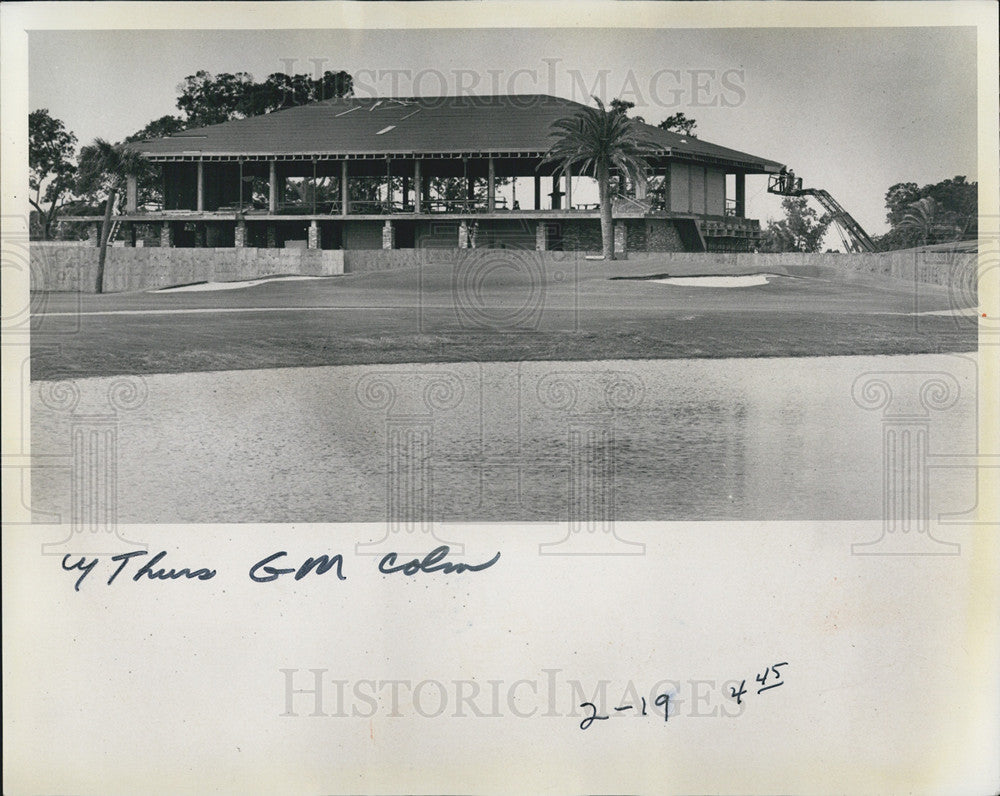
[{"xmin": 132, "ymin": 94, "xmax": 784, "ymax": 172}]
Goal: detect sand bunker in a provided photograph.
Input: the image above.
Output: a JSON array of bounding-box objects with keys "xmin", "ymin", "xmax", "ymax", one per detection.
[
  {"xmin": 158, "ymin": 275, "xmax": 325, "ymax": 293},
  {"xmin": 651, "ymin": 274, "xmax": 782, "ymax": 288}
]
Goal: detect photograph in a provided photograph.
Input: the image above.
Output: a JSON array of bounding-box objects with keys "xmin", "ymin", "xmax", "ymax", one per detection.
[{"xmin": 3, "ymin": 2, "xmax": 998, "ymax": 794}]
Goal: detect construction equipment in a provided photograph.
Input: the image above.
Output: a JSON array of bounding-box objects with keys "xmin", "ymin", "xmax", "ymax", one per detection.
[{"xmin": 768, "ymin": 172, "xmax": 877, "ymax": 253}]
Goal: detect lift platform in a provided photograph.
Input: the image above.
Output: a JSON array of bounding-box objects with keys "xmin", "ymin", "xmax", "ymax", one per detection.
[{"xmin": 768, "ymin": 172, "xmax": 877, "ymax": 253}]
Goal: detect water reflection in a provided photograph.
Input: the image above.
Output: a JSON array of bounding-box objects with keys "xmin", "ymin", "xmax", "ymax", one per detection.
[{"xmin": 31, "ymin": 354, "xmax": 977, "ymax": 524}]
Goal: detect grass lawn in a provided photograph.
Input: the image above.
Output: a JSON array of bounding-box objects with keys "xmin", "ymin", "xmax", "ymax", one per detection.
[{"xmin": 29, "ymin": 259, "xmax": 977, "ymax": 380}]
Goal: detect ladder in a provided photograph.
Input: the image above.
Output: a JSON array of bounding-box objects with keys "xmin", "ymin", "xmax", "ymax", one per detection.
[
  {"xmin": 768, "ymin": 174, "xmax": 877, "ymax": 253},
  {"xmin": 105, "ymin": 218, "xmax": 122, "ymax": 246}
]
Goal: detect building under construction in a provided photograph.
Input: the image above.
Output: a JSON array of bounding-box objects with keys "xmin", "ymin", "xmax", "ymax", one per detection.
[{"xmin": 114, "ymin": 94, "xmax": 789, "ymax": 254}]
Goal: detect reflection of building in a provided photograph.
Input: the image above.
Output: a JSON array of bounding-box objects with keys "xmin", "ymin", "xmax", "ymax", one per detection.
[{"xmin": 115, "ymin": 95, "xmax": 782, "ymax": 253}]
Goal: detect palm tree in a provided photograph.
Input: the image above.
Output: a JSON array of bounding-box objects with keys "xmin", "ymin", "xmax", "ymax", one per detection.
[
  {"xmin": 898, "ymin": 196, "xmax": 960, "ymax": 248},
  {"xmin": 76, "ymin": 138, "xmax": 148, "ymax": 293},
  {"xmin": 541, "ymin": 97, "xmax": 662, "ymax": 260}
]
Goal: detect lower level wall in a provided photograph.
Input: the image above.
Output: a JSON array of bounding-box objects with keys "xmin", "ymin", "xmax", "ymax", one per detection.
[
  {"xmin": 31, "ymin": 240, "xmax": 976, "ymax": 294},
  {"xmin": 30, "ymin": 243, "xmax": 343, "ymax": 293}
]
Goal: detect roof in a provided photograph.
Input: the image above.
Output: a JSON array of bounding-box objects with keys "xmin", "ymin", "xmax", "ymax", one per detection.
[{"xmin": 131, "ymin": 94, "xmax": 784, "ymax": 173}]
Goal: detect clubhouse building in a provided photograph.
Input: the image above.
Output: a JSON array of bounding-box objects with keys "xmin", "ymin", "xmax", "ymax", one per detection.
[{"xmin": 118, "ymin": 94, "xmax": 784, "ymax": 254}]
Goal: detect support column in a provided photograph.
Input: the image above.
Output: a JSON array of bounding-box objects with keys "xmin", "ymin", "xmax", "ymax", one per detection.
[
  {"xmin": 614, "ymin": 220, "xmax": 627, "ymax": 257},
  {"xmin": 414, "ymin": 160, "xmax": 422, "ymax": 213},
  {"xmin": 565, "ymin": 166, "xmax": 573, "ymax": 209},
  {"xmin": 88, "ymin": 223, "xmax": 100, "ymax": 247},
  {"xmin": 122, "ymin": 222, "xmax": 135, "ymax": 247},
  {"xmin": 635, "ymin": 175, "xmax": 647, "ymax": 200},
  {"xmin": 234, "ymin": 219, "xmax": 246, "ymax": 248},
  {"xmin": 382, "ymin": 219, "xmax": 395, "ymax": 249},
  {"xmin": 195, "ymin": 223, "xmax": 207, "ymax": 248},
  {"xmin": 126, "ymin": 175, "xmax": 138, "ymax": 213},
  {"xmin": 196, "ymin": 161, "xmax": 205, "ymax": 212},
  {"xmin": 266, "ymin": 224, "xmax": 277, "ymax": 249},
  {"xmin": 458, "ymin": 219, "xmax": 469, "ymax": 249},
  {"xmin": 534, "ymin": 174, "xmax": 542, "ymax": 210},
  {"xmin": 487, "ymin": 156, "xmax": 495, "ymax": 212},
  {"xmin": 340, "ymin": 159, "xmax": 349, "ymax": 215},
  {"xmin": 535, "ymin": 221, "xmax": 547, "ymax": 251},
  {"xmin": 308, "ymin": 220, "xmax": 321, "ymax": 249},
  {"xmin": 269, "ymin": 160, "xmax": 278, "ymax": 214},
  {"xmin": 551, "ymin": 174, "xmax": 561, "ymax": 209},
  {"xmin": 735, "ymin": 172, "xmax": 746, "ymax": 217},
  {"xmin": 160, "ymin": 221, "xmax": 173, "ymax": 248}
]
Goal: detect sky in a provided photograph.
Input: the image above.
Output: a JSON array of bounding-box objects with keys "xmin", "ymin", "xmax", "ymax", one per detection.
[{"xmin": 28, "ymin": 26, "xmax": 978, "ymax": 240}]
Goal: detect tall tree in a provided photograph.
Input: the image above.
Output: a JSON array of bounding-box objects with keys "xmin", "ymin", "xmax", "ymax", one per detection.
[
  {"xmin": 176, "ymin": 69, "xmax": 354, "ymax": 125},
  {"xmin": 879, "ymin": 176, "xmax": 976, "ymax": 249},
  {"xmin": 175, "ymin": 71, "xmax": 257, "ymax": 125},
  {"xmin": 29, "ymin": 109, "xmax": 78, "ymax": 240},
  {"xmin": 761, "ymin": 196, "xmax": 831, "ymax": 252},
  {"xmin": 658, "ymin": 112, "xmax": 697, "ymax": 136},
  {"xmin": 897, "ymin": 197, "xmax": 960, "ymax": 247},
  {"xmin": 76, "ymin": 139, "xmax": 148, "ymax": 293},
  {"xmin": 542, "ymin": 97, "xmax": 661, "ymax": 260}
]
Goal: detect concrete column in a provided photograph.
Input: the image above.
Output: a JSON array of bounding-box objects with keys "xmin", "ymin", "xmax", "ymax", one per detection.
[
  {"xmin": 340, "ymin": 160, "xmax": 349, "ymax": 216},
  {"xmin": 635, "ymin": 175, "xmax": 647, "ymax": 200},
  {"xmin": 414, "ymin": 160, "xmax": 422, "ymax": 213},
  {"xmin": 487, "ymin": 157, "xmax": 496, "ymax": 212},
  {"xmin": 266, "ymin": 224, "xmax": 277, "ymax": 249},
  {"xmin": 269, "ymin": 160, "xmax": 278, "ymax": 214},
  {"xmin": 458, "ymin": 219, "xmax": 469, "ymax": 249},
  {"xmin": 126, "ymin": 175, "xmax": 138, "ymax": 213},
  {"xmin": 234, "ymin": 220, "xmax": 247, "ymax": 248},
  {"xmin": 160, "ymin": 221, "xmax": 173, "ymax": 248},
  {"xmin": 308, "ymin": 220, "xmax": 321, "ymax": 249},
  {"xmin": 535, "ymin": 221, "xmax": 547, "ymax": 251},
  {"xmin": 551, "ymin": 174, "xmax": 561, "ymax": 209},
  {"xmin": 468, "ymin": 221, "xmax": 478, "ymax": 249},
  {"xmin": 196, "ymin": 161, "xmax": 205, "ymax": 212},
  {"xmin": 88, "ymin": 223, "xmax": 100, "ymax": 247},
  {"xmin": 565, "ymin": 167, "xmax": 573, "ymax": 209},
  {"xmin": 534, "ymin": 174, "xmax": 542, "ymax": 210},
  {"xmin": 382, "ymin": 220, "xmax": 395, "ymax": 249},
  {"xmin": 614, "ymin": 220, "xmax": 627, "ymax": 256},
  {"xmin": 735, "ymin": 173, "xmax": 746, "ymax": 217}
]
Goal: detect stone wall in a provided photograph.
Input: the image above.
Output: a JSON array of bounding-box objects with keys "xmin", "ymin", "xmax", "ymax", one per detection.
[
  {"xmin": 30, "ymin": 243, "xmax": 343, "ymax": 292},
  {"xmin": 561, "ymin": 220, "xmax": 603, "ymax": 253},
  {"xmin": 31, "ymin": 240, "xmax": 977, "ymax": 295}
]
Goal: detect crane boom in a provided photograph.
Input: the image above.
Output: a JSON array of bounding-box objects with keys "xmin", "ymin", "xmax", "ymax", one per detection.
[{"xmin": 768, "ymin": 173, "xmax": 877, "ymax": 253}]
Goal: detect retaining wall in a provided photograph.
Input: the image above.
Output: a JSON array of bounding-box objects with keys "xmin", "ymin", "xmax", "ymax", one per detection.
[
  {"xmin": 30, "ymin": 240, "xmax": 976, "ymax": 293},
  {"xmin": 30, "ymin": 244, "xmax": 344, "ymax": 292}
]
